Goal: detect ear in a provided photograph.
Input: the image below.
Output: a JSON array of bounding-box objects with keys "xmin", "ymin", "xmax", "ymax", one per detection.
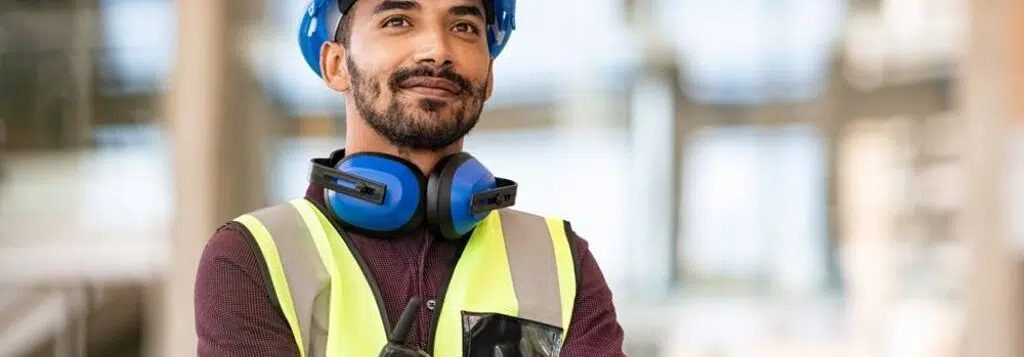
[
  {"xmin": 484, "ymin": 59, "xmax": 494, "ymax": 101},
  {"xmin": 321, "ymin": 41, "xmax": 351, "ymax": 92}
]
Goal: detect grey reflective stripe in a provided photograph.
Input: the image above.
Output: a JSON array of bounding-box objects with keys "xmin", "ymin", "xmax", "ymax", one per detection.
[
  {"xmin": 498, "ymin": 209, "xmax": 563, "ymax": 328},
  {"xmin": 250, "ymin": 203, "xmax": 329, "ymax": 357},
  {"xmin": 309, "ymin": 292, "xmax": 330, "ymax": 357}
]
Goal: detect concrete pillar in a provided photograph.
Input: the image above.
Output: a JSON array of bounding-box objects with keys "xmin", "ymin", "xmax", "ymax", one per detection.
[
  {"xmin": 959, "ymin": 0, "xmax": 1023, "ymax": 356},
  {"xmin": 1019, "ymin": 3, "xmax": 1024, "ymax": 120},
  {"xmin": 837, "ymin": 119, "xmax": 902, "ymax": 353},
  {"xmin": 623, "ymin": 0, "xmax": 686, "ymax": 296},
  {"xmin": 53, "ymin": 286, "xmax": 88, "ymax": 357},
  {"xmin": 155, "ymin": 0, "xmax": 271, "ymax": 356},
  {"xmin": 626, "ymin": 63, "xmax": 681, "ymax": 295},
  {"xmin": 70, "ymin": 0, "xmax": 97, "ymax": 148}
]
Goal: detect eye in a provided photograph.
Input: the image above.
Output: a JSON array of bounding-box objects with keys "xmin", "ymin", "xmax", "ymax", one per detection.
[
  {"xmin": 383, "ymin": 16, "xmax": 410, "ymax": 28},
  {"xmin": 452, "ymin": 22, "xmax": 480, "ymax": 34}
]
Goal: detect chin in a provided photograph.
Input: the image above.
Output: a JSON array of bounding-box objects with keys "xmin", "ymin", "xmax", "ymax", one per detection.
[{"xmin": 418, "ymin": 98, "xmax": 449, "ymax": 112}]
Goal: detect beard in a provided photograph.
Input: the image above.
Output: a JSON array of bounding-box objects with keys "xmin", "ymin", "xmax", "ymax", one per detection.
[{"xmin": 347, "ymin": 56, "xmax": 489, "ymax": 152}]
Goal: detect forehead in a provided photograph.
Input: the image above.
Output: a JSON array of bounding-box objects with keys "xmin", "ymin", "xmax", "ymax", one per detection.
[{"xmin": 349, "ymin": 0, "xmax": 487, "ymax": 16}]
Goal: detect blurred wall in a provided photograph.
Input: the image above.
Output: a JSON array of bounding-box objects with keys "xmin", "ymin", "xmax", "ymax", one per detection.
[
  {"xmin": 960, "ymin": 1, "xmax": 1024, "ymax": 356},
  {"xmin": 3, "ymin": 0, "xmax": 1023, "ymax": 356}
]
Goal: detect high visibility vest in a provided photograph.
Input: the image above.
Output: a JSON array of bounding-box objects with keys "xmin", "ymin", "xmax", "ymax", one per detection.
[{"xmin": 232, "ymin": 198, "xmax": 579, "ymax": 357}]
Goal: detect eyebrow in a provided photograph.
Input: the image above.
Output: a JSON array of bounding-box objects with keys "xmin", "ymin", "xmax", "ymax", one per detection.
[
  {"xmin": 372, "ymin": 0, "xmax": 485, "ymax": 22},
  {"xmin": 450, "ymin": 5, "xmax": 484, "ymax": 21},
  {"xmin": 373, "ymin": 0, "xmax": 419, "ymax": 15}
]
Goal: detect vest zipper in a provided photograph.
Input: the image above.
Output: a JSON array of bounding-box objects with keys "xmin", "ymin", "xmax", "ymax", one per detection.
[
  {"xmin": 416, "ymin": 232, "xmax": 431, "ymax": 351},
  {"xmin": 426, "ymin": 239, "xmax": 468, "ymax": 355}
]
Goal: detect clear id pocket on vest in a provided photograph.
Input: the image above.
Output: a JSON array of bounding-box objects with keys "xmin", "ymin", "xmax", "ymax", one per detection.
[{"xmin": 462, "ymin": 312, "xmax": 564, "ymax": 357}]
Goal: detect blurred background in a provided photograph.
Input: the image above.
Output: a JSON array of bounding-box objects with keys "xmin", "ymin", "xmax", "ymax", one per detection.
[{"xmin": 0, "ymin": 0, "xmax": 1021, "ymax": 356}]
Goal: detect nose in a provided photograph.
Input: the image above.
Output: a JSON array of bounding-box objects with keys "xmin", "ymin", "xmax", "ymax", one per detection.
[{"xmin": 412, "ymin": 27, "xmax": 454, "ymax": 68}]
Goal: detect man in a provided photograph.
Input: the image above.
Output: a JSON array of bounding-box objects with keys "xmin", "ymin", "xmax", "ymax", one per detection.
[{"xmin": 194, "ymin": 0, "xmax": 626, "ymax": 356}]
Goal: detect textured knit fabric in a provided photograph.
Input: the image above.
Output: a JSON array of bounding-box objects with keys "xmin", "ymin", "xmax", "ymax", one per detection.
[{"xmin": 194, "ymin": 176, "xmax": 627, "ymax": 356}]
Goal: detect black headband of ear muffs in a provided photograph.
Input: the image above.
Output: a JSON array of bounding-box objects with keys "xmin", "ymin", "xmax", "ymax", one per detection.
[{"xmin": 338, "ymin": 0, "xmax": 357, "ymax": 14}]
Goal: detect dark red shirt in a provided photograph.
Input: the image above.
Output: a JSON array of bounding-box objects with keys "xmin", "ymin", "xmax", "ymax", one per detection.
[{"xmin": 194, "ymin": 181, "xmax": 626, "ymax": 357}]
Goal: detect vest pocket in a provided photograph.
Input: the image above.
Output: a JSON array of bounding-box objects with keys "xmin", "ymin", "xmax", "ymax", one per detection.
[{"xmin": 461, "ymin": 312, "xmax": 564, "ymax": 357}]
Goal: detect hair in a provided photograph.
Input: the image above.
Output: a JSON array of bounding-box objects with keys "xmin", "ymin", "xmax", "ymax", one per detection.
[{"xmin": 333, "ymin": 12, "xmax": 355, "ymax": 48}]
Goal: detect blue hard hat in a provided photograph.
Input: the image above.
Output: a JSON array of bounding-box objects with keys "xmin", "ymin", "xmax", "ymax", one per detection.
[{"xmin": 298, "ymin": 0, "xmax": 517, "ymax": 78}]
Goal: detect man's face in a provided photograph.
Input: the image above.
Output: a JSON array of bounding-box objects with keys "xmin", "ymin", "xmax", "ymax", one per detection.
[{"xmin": 340, "ymin": 0, "xmax": 493, "ymax": 152}]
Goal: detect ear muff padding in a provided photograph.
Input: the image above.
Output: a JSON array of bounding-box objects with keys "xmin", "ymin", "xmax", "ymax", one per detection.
[
  {"xmin": 426, "ymin": 153, "xmax": 461, "ymax": 240},
  {"xmin": 426, "ymin": 153, "xmax": 498, "ymax": 240},
  {"xmin": 321, "ymin": 152, "xmax": 427, "ymax": 236}
]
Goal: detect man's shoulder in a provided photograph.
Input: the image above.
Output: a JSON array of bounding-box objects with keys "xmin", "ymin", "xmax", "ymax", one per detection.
[
  {"xmin": 234, "ymin": 199, "xmax": 312, "ymax": 218},
  {"xmin": 498, "ymin": 208, "xmax": 592, "ymax": 261},
  {"xmin": 500, "ymin": 208, "xmax": 572, "ymax": 224},
  {"xmin": 205, "ymin": 198, "xmax": 325, "ymax": 264},
  {"xmin": 200, "ymin": 221, "xmax": 260, "ymax": 268},
  {"xmin": 500, "ymin": 208, "xmax": 584, "ymax": 236},
  {"xmin": 195, "ymin": 223, "xmax": 298, "ymax": 356}
]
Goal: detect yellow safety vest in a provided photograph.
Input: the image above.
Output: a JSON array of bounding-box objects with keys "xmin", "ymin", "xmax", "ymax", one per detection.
[{"xmin": 232, "ymin": 198, "xmax": 579, "ymax": 357}]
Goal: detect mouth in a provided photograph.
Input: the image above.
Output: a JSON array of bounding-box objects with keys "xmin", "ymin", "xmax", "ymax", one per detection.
[{"xmin": 398, "ymin": 77, "xmax": 462, "ymax": 98}]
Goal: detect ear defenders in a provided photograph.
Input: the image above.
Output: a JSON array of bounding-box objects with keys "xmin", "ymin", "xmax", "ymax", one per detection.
[{"xmin": 308, "ymin": 150, "xmax": 518, "ymax": 240}]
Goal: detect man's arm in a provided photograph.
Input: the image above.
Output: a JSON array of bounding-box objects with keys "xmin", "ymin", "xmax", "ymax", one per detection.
[
  {"xmin": 194, "ymin": 224, "xmax": 299, "ymax": 357},
  {"xmin": 560, "ymin": 232, "xmax": 627, "ymax": 357}
]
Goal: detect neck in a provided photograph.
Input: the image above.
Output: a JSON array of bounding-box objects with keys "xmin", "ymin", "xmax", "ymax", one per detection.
[{"xmin": 344, "ymin": 112, "xmax": 463, "ymax": 174}]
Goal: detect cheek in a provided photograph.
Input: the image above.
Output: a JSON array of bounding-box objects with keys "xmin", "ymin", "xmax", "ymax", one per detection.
[
  {"xmin": 351, "ymin": 41, "xmax": 404, "ymax": 76},
  {"xmin": 460, "ymin": 55, "xmax": 492, "ymax": 85},
  {"xmin": 353, "ymin": 63, "xmax": 394, "ymax": 96},
  {"xmin": 364, "ymin": 41, "xmax": 408, "ymax": 68}
]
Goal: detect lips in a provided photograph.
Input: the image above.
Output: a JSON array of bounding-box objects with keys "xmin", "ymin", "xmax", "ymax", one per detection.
[{"xmin": 398, "ymin": 77, "xmax": 462, "ymax": 95}]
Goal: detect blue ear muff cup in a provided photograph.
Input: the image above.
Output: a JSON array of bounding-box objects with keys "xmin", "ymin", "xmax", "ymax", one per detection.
[
  {"xmin": 426, "ymin": 153, "xmax": 498, "ymax": 240},
  {"xmin": 324, "ymin": 153, "xmax": 427, "ymax": 235},
  {"xmin": 449, "ymin": 157, "xmax": 500, "ymax": 236}
]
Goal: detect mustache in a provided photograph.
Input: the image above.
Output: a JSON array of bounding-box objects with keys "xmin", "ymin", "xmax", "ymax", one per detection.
[{"xmin": 388, "ymin": 65, "xmax": 474, "ymax": 95}]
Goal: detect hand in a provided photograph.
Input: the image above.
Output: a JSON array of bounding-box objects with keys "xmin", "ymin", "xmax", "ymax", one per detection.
[{"xmin": 379, "ymin": 344, "xmax": 431, "ymax": 357}]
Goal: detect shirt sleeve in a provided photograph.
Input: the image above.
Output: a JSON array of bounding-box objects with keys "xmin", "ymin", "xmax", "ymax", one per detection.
[
  {"xmin": 194, "ymin": 224, "xmax": 300, "ymax": 357},
  {"xmin": 560, "ymin": 231, "xmax": 628, "ymax": 357}
]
